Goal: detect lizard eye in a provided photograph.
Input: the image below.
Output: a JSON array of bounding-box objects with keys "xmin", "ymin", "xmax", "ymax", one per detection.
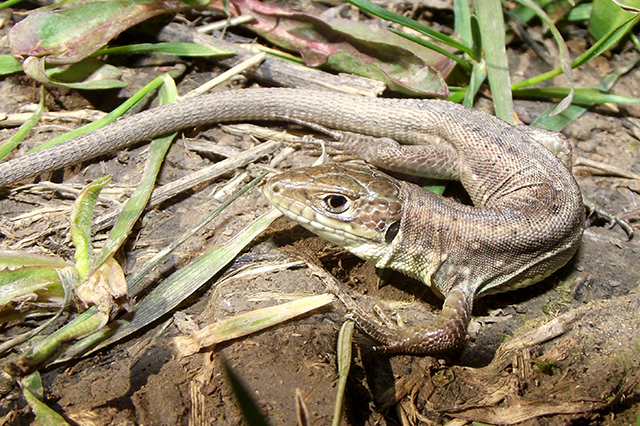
[{"xmin": 323, "ymin": 194, "xmax": 349, "ymax": 213}]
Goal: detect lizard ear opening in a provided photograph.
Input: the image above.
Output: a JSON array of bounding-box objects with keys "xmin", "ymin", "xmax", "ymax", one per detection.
[{"xmin": 385, "ymin": 220, "xmax": 401, "ymax": 244}]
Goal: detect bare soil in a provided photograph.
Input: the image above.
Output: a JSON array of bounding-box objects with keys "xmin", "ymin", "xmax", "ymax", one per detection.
[{"xmin": 1, "ymin": 9, "xmax": 639, "ymax": 426}]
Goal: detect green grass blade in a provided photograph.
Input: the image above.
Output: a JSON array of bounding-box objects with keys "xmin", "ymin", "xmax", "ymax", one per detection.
[
  {"xmin": 388, "ymin": 29, "xmax": 471, "ymax": 72},
  {"xmin": 29, "ymin": 75, "xmax": 167, "ymax": 153},
  {"xmin": 0, "ymin": 266, "xmax": 74, "ymax": 357},
  {"xmin": 126, "ymin": 172, "xmax": 267, "ymax": 291},
  {"xmin": 0, "ymin": 54, "xmax": 24, "ymax": 75},
  {"xmin": 512, "ymin": 12, "xmax": 640, "ymax": 91},
  {"xmin": 0, "ymin": 0, "xmax": 23, "ymax": 10},
  {"xmin": 22, "ymin": 387, "xmax": 70, "ymax": 425},
  {"xmin": 531, "ymin": 55, "xmax": 640, "ymax": 131},
  {"xmin": 453, "ymin": 0, "xmax": 472, "ymax": 47},
  {"xmin": 345, "ymin": 0, "xmax": 474, "ymax": 57},
  {"xmin": 332, "ymin": 320, "xmax": 354, "ymax": 426},
  {"xmin": 87, "ymin": 208, "xmax": 283, "ymax": 352},
  {"xmin": 91, "ymin": 75, "xmax": 178, "ymax": 273},
  {"xmin": 513, "ymin": 87, "xmax": 640, "ymax": 105},
  {"xmin": 463, "ymin": 59, "xmax": 487, "ymax": 108},
  {"xmin": 184, "ymin": 294, "xmax": 334, "ymax": 351},
  {"xmin": 8, "ymin": 308, "xmax": 108, "ymax": 375},
  {"xmin": 51, "ymin": 175, "xmax": 271, "ymax": 363},
  {"xmin": 0, "ymin": 267, "xmax": 61, "ymax": 307},
  {"xmin": 573, "ymin": 12, "xmax": 640, "ymax": 68},
  {"xmin": 475, "ymin": 0, "xmax": 513, "ymax": 122},
  {"xmin": 70, "ymin": 176, "xmax": 111, "ymax": 280},
  {"xmin": 446, "ymin": 86, "xmax": 467, "ymax": 103},
  {"xmin": 470, "ymin": 14, "xmax": 482, "ymax": 65},
  {"xmin": 566, "ymin": 3, "xmax": 592, "ymax": 22},
  {"xmin": 514, "ymin": 0, "xmax": 574, "ymax": 115},
  {"xmin": 0, "ymin": 86, "xmax": 45, "ymax": 161}
]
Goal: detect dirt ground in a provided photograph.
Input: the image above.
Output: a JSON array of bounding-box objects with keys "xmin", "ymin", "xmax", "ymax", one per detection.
[{"xmin": 1, "ymin": 7, "xmax": 640, "ymax": 426}]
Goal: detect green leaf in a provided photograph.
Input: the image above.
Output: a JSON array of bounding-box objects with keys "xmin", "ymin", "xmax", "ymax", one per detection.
[
  {"xmin": 84, "ymin": 194, "xmax": 280, "ymax": 353},
  {"xmin": 0, "ymin": 251, "xmax": 70, "ymax": 270},
  {"xmin": 20, "ymin": 372, "xmax": 44, "ymax": 400},
  {"xmin": 30, "ymin": 75, "xmax": 168, "ymax": 152},
  {"xmin": 566, "ymin": 3, "xmax": 592, "ymax": 22},
  {"xmin": 513, "ymin": 0, "xmax": 574, "ymax": 115},
  {"xmin": 589, "ymin": 0, "xmax": 640, "ymax": 43},
  {"xmin": 475, "ymin": 0, "xmax": 513, "ymax": 122},
  {"xmin": 22, "ymin": 56, "xmax": 127, "ymax": 90},
  {"xmin": 345, "ymin": 0, "xmax": 474, "ymax": 58},
  {"xmin": 20, "ymin": 373, "xmax": 69, "ymax": 426},
  {"xmin": 94, "ymin": 42, "xmax": 234, "ymax": 57},
  {"xmin": 9, "ymin": 0, "xmax": 194, "ymax": 64},
  {"xmin": 233, "ymin": 0, "xmax": 453, "ymax": 95},
  {"xmin": 512, "ymin": 13, "xmax": 640, "ymax": 91},
  {"xmin": 0, "ymin": 267, "xmax": 62, "ymax": 306},
  {"xmin": 91, "ymin": 75, "xmax": 178, "ymax": 274},
  {"xmin": 70, "ymin": 177, "xmax": 111, "ymax": 281},
  {"xmin": 574, "ymin": 12, "xmax": 640, "ymax": 69},
  {"xmin": 0, "ymin": 55, "xmax": 23, "ymax": 76}
]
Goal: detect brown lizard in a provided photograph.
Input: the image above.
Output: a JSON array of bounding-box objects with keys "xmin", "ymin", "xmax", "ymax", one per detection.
[{"xmin": 0, "ymin": 88, "xmax": 600, "ymax": 354}]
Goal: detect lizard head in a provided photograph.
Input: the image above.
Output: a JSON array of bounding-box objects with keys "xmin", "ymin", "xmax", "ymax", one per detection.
[{"xmin": 264, "ymin": 163, "xmax": 404, "ymax": 262}]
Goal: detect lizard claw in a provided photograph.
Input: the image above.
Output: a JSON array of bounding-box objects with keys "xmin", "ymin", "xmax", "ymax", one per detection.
[
  {"xmin": 584, "ymin": 196, "xmax": 635, "ymax": 240},
  {"xmin": 344, "ymin": 289, "xmax": 472, "ymax": 355}
]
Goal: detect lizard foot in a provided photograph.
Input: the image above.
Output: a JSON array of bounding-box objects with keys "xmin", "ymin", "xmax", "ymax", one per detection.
[
  {"xmin": 345, "ymin": 289, "xmax": 472, "ymax": 355},
  {"xmin": 583, "ymin": 196, "xmax": 634, "ymax": 240}
]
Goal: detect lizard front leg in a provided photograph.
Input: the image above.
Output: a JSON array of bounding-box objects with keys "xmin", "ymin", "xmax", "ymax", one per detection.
[{"xmin": 346, "ymin": 288, "xmax": 472, "ymax": 355}]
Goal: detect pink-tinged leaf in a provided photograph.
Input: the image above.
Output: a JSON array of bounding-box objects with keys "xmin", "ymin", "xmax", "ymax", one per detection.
[
  {"xmin": 9, "ymin": 0, "xmax": 194, "ymax": 64},
  {"xmin": 221, "ymin": 0, "xmax": 453, "ymax": 96}
]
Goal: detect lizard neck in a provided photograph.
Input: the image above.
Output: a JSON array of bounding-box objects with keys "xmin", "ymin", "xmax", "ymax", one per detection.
[{"xmin": 375, "ymin": 181, "xmax": 461, "ymax": 299}]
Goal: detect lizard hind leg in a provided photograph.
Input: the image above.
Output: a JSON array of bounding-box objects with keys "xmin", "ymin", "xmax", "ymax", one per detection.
[{"xmin": 346, "ymin": 288, "xmax": 472, "ymax": 355}]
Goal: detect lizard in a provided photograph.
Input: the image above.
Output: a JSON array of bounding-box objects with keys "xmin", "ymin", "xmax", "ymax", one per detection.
[{"xmin": 0, "ymin": 88, "xmax": 603, "ymax": 354}]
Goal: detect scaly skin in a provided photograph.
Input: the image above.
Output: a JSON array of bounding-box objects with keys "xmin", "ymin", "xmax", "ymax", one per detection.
[
  {"xmin": 263, "ymin": 124, "xmax": 585, "ymax": 355},
  {"xmin": 0, "ymin": 88, "xmax": 586, "ymax": 354}
]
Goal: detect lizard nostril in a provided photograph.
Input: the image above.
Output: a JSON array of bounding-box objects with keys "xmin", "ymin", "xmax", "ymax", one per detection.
[{"xmin": 270, "ymin": 182, "xmax": 283, "ymax": 193}]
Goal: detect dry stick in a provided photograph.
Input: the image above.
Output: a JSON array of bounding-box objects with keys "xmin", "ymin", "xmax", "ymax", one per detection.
[
  {"xmin": 148, "ymin": 140, "xmax": 280, "ymax": 205},
  {"xmin": 156, "ymin": 22, "xmax": 386, "ymax": 97},
  {"xmin": 92, "ymin": 140, "xmax": 282, "ymax": 231},
  {"xmin": 0, "ymin": 110, "xmax": 106, "ymax": 128},
  {"xmin": 574, "ymin": 157, "xmax": 640, "ymax": 181},
  {"xmin": 182, "ymin": 52, "xmax": 266, "ymax": 99},
  {"xmin": 197, "ymin": 14, "xmax": 256, "ymax": 34}
]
